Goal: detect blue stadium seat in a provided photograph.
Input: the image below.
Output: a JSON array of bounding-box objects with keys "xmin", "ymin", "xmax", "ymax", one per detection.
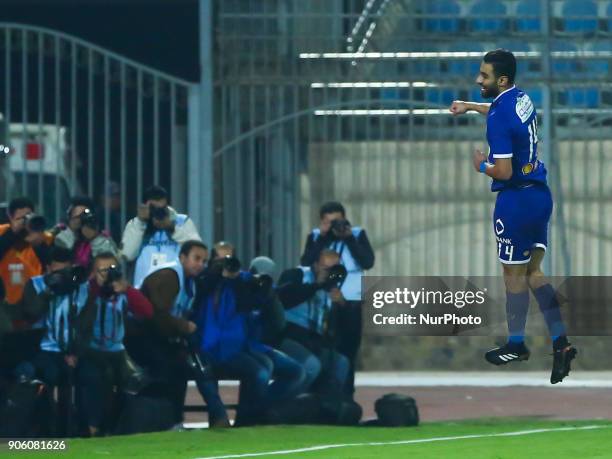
[
  {"xmin": 447, "ymin": 42, "xmax": 485, "ymax": 76},
  {"xmin": 405, "ymin": 44, "xmax": 443, "ymax": 75},
  {"xmin": 561, "ymin": 0, "xmax": 598, "ymax": 34},
  {"xmin": 585, "ymin": 42, "xmax": 611, "ymax": 77},
  {"xmin": 607, "ymin": 3, "xmax": 612, "ymax": 34},
  {"xmin": 565, "ymin": 88, "xmax": 599, "ymax": 108},
  {"xmin": 520, "ymin": 87, "xmax": 543, "ymax": 107},
  {"xmin": 380, "ymin": 88, "xmax": 403, "ymax": 101},
  {"xmin": 425, "ymin": 87, "xmax": 458, "ymax": 106},
  {"xmin": 424, "ymin": 0, "xmax": 461, "ymax": 33},
  {"xmin": 469, "ymin": 0, "xmax": 508, "ymax": 33},
  {"xmin": 515, "ymin": 0, "xmax": 540, "ymax": 33},
  {"xmin": 551, "ymin": 41, "xmax": 579, "ymax": 76}
]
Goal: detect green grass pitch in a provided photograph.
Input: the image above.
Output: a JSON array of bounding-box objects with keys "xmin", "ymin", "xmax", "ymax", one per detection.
[{"xmin": 9, "ymin": 419, "xmax": 612, "ymax": 459}]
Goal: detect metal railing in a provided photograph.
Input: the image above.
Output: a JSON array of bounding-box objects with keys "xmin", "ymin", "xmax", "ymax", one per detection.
[{"xmin": 0, "ymin": 23, "xmax": 196, "ymax": 234}]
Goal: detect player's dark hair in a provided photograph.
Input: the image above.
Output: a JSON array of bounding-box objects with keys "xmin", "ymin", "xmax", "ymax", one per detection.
[
  {"xmin": 143, "ymin": 185, "xmax": 168, "ymax": 203},
  {"xmin": 180, "ymin": 240, "xmax": 208, "ymax": 257},
  {"xmin": 8, "ymin": 197, "xmax": 35, "ymax": 216},
  {"xmin": 483, "ymin": 49, "xmax": 516, "ymax": 85},
  {"xmin": 319, "ymin": 201, "xmax": 345, "ymax": 218}
]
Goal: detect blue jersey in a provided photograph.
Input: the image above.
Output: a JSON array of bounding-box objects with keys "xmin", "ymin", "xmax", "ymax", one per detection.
[{"xmin": 486, "ymin": 86, "xmax": 547, "ymax": 192}]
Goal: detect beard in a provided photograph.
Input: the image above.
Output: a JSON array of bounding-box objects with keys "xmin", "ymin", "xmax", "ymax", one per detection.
[{"xmin": 479, "ymin": 85, "xmax": 500, "ymax": 99}]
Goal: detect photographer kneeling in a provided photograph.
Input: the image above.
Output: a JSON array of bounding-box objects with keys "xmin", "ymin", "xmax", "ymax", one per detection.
[
  {"xmin": 277, "ymin": 249, "xmax": 349, "ymax": 396},
  {"xmin": 192, "ymin": 254, "xmax": 306, "ymax": 426},
  {"xmin": 133, "ymin": 240, "xmax": 213, "ymax": 428},
  {"xmin": 77, "ymin": 252, "xmax": 153, "ymax": 437},
  {"xmin": 54, "ymin": 196, "xmax": 119, "ymax": 269}
]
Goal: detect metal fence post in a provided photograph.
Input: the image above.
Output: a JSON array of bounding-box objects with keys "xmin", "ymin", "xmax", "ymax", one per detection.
[{"xmin": 189, "ymin": 0, "xmax": 215, "ymax": 246}]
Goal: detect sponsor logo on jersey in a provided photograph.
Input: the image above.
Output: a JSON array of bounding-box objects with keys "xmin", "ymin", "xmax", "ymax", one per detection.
[
  {"xmin": 522, "ymin": 163, "xmax": 534, "ymax": 175},
  {"xmin": 516, "ymin": 94, "xmax": 534, "ymax": 123},
  {"xmin": 495, "ymin": 219, "xmax": 505, "ymax": 236}
]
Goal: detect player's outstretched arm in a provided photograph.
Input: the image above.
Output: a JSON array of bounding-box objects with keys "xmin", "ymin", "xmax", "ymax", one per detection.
[{"xmin": 449, "ymin": 100, "xmax": 491, "ymax": 116}]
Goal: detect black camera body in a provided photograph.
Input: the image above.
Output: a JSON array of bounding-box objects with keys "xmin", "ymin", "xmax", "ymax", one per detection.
[
  {"xmin": 249, "ymin": 273, "xmax": 273, "ymax": 295},
  {"xmin": 330, "ymin": 218, "xmax": 351, "ymax": 235},
  {"xmin": 179, "ymin": 337, "xmax": 213, "ymax": 380},
  {"xmin": 210, "ymin": 255, "xmax": 241, "ymax": 275},
  {"xmin": 106, "ymin": 264, "xmax": 123, "ymax": 284},
  {"xmin": 101, "ymin": 264, "xmax": 123, "ymax": 297},
  {"xmin": 24, "ymin": 213, "xmax": 46, "ymax": 233},
  {"xmin": 322, "ymin": 264, "xmax": 348, "ymax": 291},
  {"xmin": 44, "ymin": 265, "xmax": 88, "ymax": 296},
  {"xmin": 79, "ymin": 208, "xmax": 98, "ymax": 229},
  {"xmin": 222, "ymin": 255, "xmax": 241, "ymax": 274},
  {"xmin": 149, "ymin": 205, "xmax": 169, "ymax": 221}
]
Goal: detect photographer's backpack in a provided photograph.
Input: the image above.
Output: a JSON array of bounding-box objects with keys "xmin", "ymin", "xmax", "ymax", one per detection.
[
  {"xmin": 0, "ymin": 379, "xmax": 54, "ymax": 437},
  {"xmin": 265, "ymin": 393, "xmax": 362, "ymax": 426},
  {"xmin": 319, "ymin": 395, "xmax": 363, "ymax": 426},
  {"xmin": 374, "ymin": 393, "xmax": 419, "ymax": 427},
  {"xmin": 114, "ymin": 392, "xmax": 176, "ymax": 435}
]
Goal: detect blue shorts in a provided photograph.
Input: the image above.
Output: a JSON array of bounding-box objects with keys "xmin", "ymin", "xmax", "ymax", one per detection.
[{"xmin": 493, "ymin": 183, "xmax": 553, "ymax": 265}]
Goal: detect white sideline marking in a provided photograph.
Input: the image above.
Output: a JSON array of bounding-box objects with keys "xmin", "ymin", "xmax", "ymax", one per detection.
[
  {"xmin": 355, "ymin": 372, "xmax": 612, "ymax": 388},
  {"xmin": 188, "ymin": 372, "xmax": 612, "ymax": 389},
  {"xmin": 194, "ymin": 425, "xmax": 608, "ymax": 459}
]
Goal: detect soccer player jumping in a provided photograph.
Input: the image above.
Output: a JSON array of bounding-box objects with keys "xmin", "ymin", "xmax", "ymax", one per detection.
[{"xmin": 449, "ymin": 49, "xmax": 577, "ymax": 384}]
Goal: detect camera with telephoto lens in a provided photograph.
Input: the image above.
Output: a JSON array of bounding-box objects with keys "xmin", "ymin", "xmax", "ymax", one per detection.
[
  {"xmin": 330, "ymin": 218, "xmax": 351, "ymax": 235},
  {"xmin": 222, "ymin": 255, "xmax": 241, "ymax": 274},
  {"xmin": 44, "ymin": 265, "xmax": 88, "ymax": 296},
  {"xmin": 23, "ymin": 213, "xmax": 46, "ymax": 233},
  {"xmin": 207, "ymin": 255, "xmax": 242, "ymax": 278},
  {"xmin": 79, "ymin": 208, "xmax": 98, "ymax": 229},
  {"xmin": 105, "ymin": 264, "xmax": 123, "ymax": 284},
  {"xmin": 322, "ymin": 264, "xmax": 347, "ymax": 291},
  {"xmin": 100, "ymin": 264, "xmax": 123, "ymax": 297},
  {"xmin": 149, "ymin": 205, "xmax": 169, "ymax": 221},
  {"xmin": 249, "ymin": 273, "xmax": 273, "ymax": 296}
]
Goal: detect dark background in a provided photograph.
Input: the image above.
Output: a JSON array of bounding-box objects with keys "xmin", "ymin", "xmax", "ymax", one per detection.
[
  {"xmin": 0, "ymin": 0, "xmax": 200, "ymax": 81},
  {"xmin": 0, "ymin": 0, "xmax": 202, "ymax": 219}
]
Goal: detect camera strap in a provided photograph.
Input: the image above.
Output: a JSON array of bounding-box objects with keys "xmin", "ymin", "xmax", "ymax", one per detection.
[
  {"xmin": 99, "ymin": 296, "xmax": 107, "ymax": 344},
  {"xmin": 212, "ymin": 284, "xmax": 223, "ymax": 313},
  {"xmin": 67, "ymin": 292, "xmax": 78, "ymax": 352},
  {"xmin": 332, "ymin": 241, "xmax": 346, "ymax": 264}
]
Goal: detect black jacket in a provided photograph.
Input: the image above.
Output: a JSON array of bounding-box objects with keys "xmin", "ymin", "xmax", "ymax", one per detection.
[{"xmin": 299, "ymin": 229, "xmax": 375, "ymax": 270}]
